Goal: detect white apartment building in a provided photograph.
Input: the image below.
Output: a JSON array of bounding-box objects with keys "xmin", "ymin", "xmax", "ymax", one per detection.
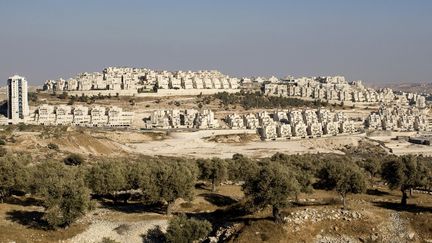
[
  {"xmin": 35, "ymin": 105, "xmax": 134, "ymax": 127},
  {"xmin": 7, "ymin": 75, "xmax": 29, "ymax": 123}
]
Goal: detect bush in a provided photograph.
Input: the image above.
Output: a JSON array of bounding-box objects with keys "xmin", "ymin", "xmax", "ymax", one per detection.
[
  {"xmin": 0, "ymin": 138, "xmax": 6, "ymax": 145},
  {"xmin": 213, "ymin": 91, "xmax": 323, "ymax": 110},
  {"xmin": 32, "ymin": 161, "xmax": 91, "ymax": 227},
  {"xmin": 165, "ymin": 215, "xmax": 212, "ymax": 243},
  {"xmin": 0, "ymin": 157, "xmax": 30, "ymax": 202},
  {"xmin": 100, "ymin": 238, "xmax": 120, "ymax": 243},
  {"xmin": 47, "ymin": 143, "xmax": 59, "ymax": 151},
  {"xmin": 64, "ymin": 153, "xmax": 84, "ymax": 166},
  {"xmin": 0, "ymin": 147, "xmax": 7, "ymax": 157}
]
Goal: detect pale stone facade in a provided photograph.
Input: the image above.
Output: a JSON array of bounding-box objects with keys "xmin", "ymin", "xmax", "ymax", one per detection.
[
  {"xmin": 147, "ymin": 109, "xmax": 218, "ymax": 129},
  {"xmin": 7, "ymin": 75, "xmax": 29, "ymax": 123},
  {"xmin": 34, "ymin": 105, "xmax": 133, "ymax": 127},
  {"xmin": 44, "ymin": 67, "xmax": 241, "ymax": 97},
  {"xmin": 366, "ymin": 105, "xmax": 429, "ymax": 132},
  {"xmin": 264, "ymin": 76, "xmax": 429, "ymax": 106}
]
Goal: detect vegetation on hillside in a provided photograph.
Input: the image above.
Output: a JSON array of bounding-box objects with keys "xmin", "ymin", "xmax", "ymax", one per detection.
[
  {"xmin": 0, "ymin": 147, "xmax": 431, "ymax": 241},
  {"xmin": 213, "ymin": 91, "xmax": 329, "ymax": 110}
]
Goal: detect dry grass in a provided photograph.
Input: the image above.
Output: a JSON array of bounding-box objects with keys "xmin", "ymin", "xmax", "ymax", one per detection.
[{"xmin": 0, "ymin": 203, "xmax": 88, "ymax": 243}]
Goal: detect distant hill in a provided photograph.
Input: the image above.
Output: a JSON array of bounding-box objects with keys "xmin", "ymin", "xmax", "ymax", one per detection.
[{"xmin": 379, "ymin": 82, "xmax": 432, "ymax": 95}]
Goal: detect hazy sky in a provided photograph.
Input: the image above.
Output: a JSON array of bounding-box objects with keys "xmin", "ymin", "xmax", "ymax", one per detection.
[{"xmin": 1, "ymin": 0, "xmax": 431, "ymax": 85}]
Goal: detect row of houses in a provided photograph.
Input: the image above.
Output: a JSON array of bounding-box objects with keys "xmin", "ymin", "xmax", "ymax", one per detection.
[
  {"xmin": 263, "ymin": 76, "xmax": 427, "ymax": 108},
  {"xmin": 34, "ymin": 104, "xmax": 134, "ymax": 127},
  {"xmin": 365, "ymin": 105, "xmax": 428, "ymax": 131},
  {"xmin": 146, "ymin": 109, "xmax": 219, "ymax": 129},
  {"xmin": 43, "ymin": 67, "xmax": 241, "ymax": 95},
  {"xmin": 224, "ymin": 109, "xmax": 356, "ymax": 140}
]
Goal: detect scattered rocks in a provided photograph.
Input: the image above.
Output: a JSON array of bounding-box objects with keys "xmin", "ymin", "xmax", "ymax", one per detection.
[
  {"xmin": 210, "ymin": 223, "xmax": 241, "ymax": 242},
  {"xmin": 68, "ymin": 220, "xmax": 168, "ymax": 243},
  {"xmin": 315, "ymin": 234, "xmax": 360, "ymax": 243},
  {"xmin": 284, "ymin": 208, "xmax": 364, "ymax": 225}
]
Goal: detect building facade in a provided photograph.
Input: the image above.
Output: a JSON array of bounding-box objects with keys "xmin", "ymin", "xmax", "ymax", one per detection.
[{"xmin": 7, "ymin": 75, "xmax": 29, "ymax": 123}]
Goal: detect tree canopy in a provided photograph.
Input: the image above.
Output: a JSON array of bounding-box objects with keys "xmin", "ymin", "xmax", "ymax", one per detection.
[
  {"xmin": 243, "ymin": 162, "xmax": 300, "ymax": 223},
  {"xmin": 165, "ymin": 215, "xmax": 212, "ymax": 243},
  {"xmin": 316, "ymin": 160, "xmax": 366, "ymax": 208},
  {"xmin": 381, "ymin": 155, "xmax": 431, "ymax": 205}
]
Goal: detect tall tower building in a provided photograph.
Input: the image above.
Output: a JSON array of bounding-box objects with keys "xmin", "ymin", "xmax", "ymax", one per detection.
[{"xmin": 7, "ymin": 75, "xmax": 29, "ymax": 122}]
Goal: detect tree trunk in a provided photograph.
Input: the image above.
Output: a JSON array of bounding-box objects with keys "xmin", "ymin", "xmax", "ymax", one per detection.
[
  {"xmin": 166, "ymin": 202, "xmax": 174, "ymax": 215},
  {"xmin": 342, "ymin": 195, "xmax": 346, "ymax": 209},
  {"xmin": 409, "ymin": 188, "xmax": 413, "ymax": 197},
  {"xmin": 401, "ymin": 189, "xmax": 408, "ymax": 206},
  {"xmin": 272, "ymin": 206, "xmax": 283, "ymax": 224},
  {"xmin": 212, "ymin": 178, "xmax": 217, "ymax": 192}
]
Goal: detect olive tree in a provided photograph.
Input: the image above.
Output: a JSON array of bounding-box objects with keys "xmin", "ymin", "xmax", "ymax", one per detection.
[
  {"xmin": 316, "ymin": 161, "xmax": 367, "ymax": 208},
  {"xmin": 226, "ymin": 154, "xmax": 259, "ymax": 182},
  {"xmin": 32, "ymin": 161, "xmax": 91, "ymax": 227},
  {"xmin": 0, "ymin": 157, "xmax": 30, "ymax": 202},
  {"xmin": 165, "ymin": 215, "xmax": 212, "ymax": 243},
  {"xmin": 85, "ymin": 160, "xmax": 128, "ymax": 201},
  {"xmin": 243, "ymin": 162, "xmax": 300, "ymax": 223},
  {"xmin": 140, "ymin": 161, "xmax": 197, "ymax": 214},
  {"xmin": 198, "ymin": 158, "xmax": 228, "ymax": 192},
  {"xmin": 381, "ymin": 156, "xmax": 430, "ymax": 206}
]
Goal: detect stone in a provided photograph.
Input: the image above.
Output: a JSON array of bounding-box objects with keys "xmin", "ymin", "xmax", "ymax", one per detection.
[{"xmin": 408, "ymin": 232, "xmax": 415, "ymax": 240}]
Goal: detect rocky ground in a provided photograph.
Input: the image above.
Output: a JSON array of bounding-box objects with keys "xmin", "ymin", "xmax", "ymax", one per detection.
[{"xmin": 66, "ymin": 209, "xmax": 168, "ymax": 243}]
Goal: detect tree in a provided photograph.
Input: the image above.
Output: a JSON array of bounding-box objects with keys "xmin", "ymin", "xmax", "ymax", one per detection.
[
  {"xmin": 85, "ymin": 161, "xmax": 128, "ymax": 202},
  {"xmin": 357, "ymin": 158, "xmax": 381, "ymax": 178},
  {"xmin": 226, "ymin": 154, "xmax": 259, "ymax": 182},
  {"xmin": 381, "ymin": 156, "xmax": 430, "ymax": 206},
  {"xmin": 0, "ymin": 157, "xmax": 30, "ymax": 202},
  {"xmin": 165, "ymin": 215, "xmax": 212, "ymax": 243},
  {"xmin": 64, "ymin": 153, "xmax": 85, "ymax": 166},
  {"xmin": 140, "ymin": 161, "xmax": 197, "ymax": 214},
  {"xmin": 243, "ymin": 163, "xmax": 300, "ymax": 223},
  {"xmin": 316, "ymin": 161, "xmax": 366, "ymax": 208},
  {"xmin": 32, "ymin": 161, "xmax": 91, "ymax": 227},
  {"xmin": 198, "ymin": 158, "xmax": 228, "ymax": 192}
]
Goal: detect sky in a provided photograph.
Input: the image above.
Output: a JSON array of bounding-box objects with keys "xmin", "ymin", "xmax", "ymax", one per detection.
[{"xmin": 0, "ymin": 0, "xmax": 431, "ymax": 85}]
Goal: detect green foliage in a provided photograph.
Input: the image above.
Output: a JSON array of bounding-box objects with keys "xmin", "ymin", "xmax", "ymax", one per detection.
[
  {"xmin": 139, "ymin": 160, "xmax": 197, "ymax": 213},
  {"xmin": 197, "ymin": 158, "xmax": 228, "ymax": 191},
  {"xmin": 226, "ymin": 154, "xmax": 259, "ymax": 182},
  {"xmin": 269, "ymin": 153, "xmax": 317, "ymax": 194},
  {"xmin": 0, "ymin": 138, "xmax": 6, "ymax": 145},
  {"xmin": 316, "ymin": 160, "xmax": 366, "ymax": 207},
  {"xmin": 99, "ymin": 237, "xmax": 120, "ymax": 243},
  {"xmin": 0, "ymin": 157, "xmax": 30, "ymax": 201},
  {"xmin": 85, "ymin": 160, "xmax": 128, "ymax": 196},
  {"xmin": 358, "ymin": 158, "xmax": 381, "ymax": 177},
  {"xmin": 165, "ymin": 215, "xmax": 212, "ymax": 243},
  {"xmin": 47, "ymin": 143, "xmax": 59, "ymax": 151},
  {"xmin": 381, "ymin": 155, "xmax": 431, "ymax": 205},
  {"xmin": 214, "ymin": 91, "xmax": 325, "ymax": 110},
  {"xmin": 243, "ymin": 162, "xmax": 300, "ymax": 222},
  {"xmin": 28, "ymin": 92, "xmax": 38, "ymax": 103},
  {"xmin": 0, "ymin": 147, "xmax": 7, "ymax": 157},
  {"xmin": 58, "ymin": 92, "xmax": 68, "ymax": 99},
  {"xmin": 64, "ymin": 153, "xmax": 85, "ymax": 166},
  {"xmin": 32, "ymin": 161, "xmax": 91, "ymax": 227}
]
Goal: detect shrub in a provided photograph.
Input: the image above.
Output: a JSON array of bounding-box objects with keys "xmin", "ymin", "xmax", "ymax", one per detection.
[
  {"xmin": 0, "ymin": 147, "xmax": 7, "ymax": 157},
  {"xmin": 32, "ymin": 161, "xmax": 91, "ymax": 227},
  {"xmin": 64, "ymin": 153, "xmax": 84, "ymax": 166},
  {"xmin": 100, "ymin": 238, "xmax": 120, "ymax": 243},
  {"xmin": 165, "ymin": 215, "xmax": 212, "ymax": 243},
  {"xmin": 47, "ymin": 143, "xmax": 59, "ymax": 151},
  {"xmin": 0, "ymin": 138, "xmax": 6, "ymax": 145}
]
